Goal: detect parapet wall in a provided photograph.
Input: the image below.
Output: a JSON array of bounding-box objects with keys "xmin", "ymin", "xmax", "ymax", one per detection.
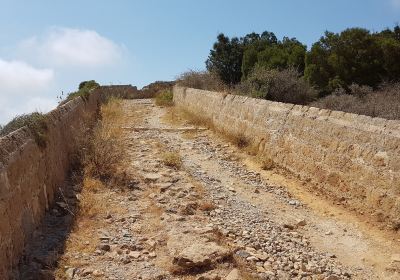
[
  {"xmin": 173, "ymin": 86, "xmax": 400, "ymax": 227},
  {"xmin": 0, "ymin": 85, "xmax": 134, "ymax": 277}
]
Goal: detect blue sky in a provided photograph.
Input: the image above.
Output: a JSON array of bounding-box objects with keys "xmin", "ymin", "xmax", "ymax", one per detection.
[{"xmin": 0, "ymin": 0, "xmax": 399, "ymax": 124}]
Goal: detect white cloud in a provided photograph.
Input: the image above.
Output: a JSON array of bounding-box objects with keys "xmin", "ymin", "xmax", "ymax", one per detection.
[
  {"xmin": 20, "ymin": 27, "xmax": 123, "ymax": 67},
  {"xmin": 0, "ymin": 59, "xmax": 55, "ymax": 124},
  {"xmin": 0, "ymin": 59, "xmax": 54, "ymax": 93},
  {"xmin": 0, "ymin": 27, "xmax": 126, "ymax": 125}
]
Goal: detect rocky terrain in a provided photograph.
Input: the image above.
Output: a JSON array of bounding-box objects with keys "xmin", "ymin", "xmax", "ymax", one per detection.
[{"xmin": 16, "ymin": 99, "xmax": 400, "ymax": 280}]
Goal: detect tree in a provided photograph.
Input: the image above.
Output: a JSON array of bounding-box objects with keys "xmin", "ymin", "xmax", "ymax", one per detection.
[
  {"xmin": 241, "ymin": 31, "xmax": 278, "ymax": 79},
  {"xmin": 206, "ymin": 34, "xmax": 244, "ymax": 85},
  {"xmin": 242, "ymin": 46, "xmax": 259, "ymax": 79},
  {"xmin": 257, "ymin": 37, "xmax": 306, "ymax": 73},
  {"xmin": 304, "ymin": 28, "xmax": 398, "ymax": 94},
  {"xmin": 375, "ymin": 25, "xmax": 400, "ymax": 80}
]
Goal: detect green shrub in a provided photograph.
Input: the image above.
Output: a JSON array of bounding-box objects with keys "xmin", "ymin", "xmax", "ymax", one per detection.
[
  {"xmin": 236, "ymin": 66, "xmax": 317, "ymax": 105},
  {"xmin": 61, "ymin": 80, "xmax": 100, "ymax": 105},
  {"xmin": 79, "ymin": 80, "xmax": 99, "ymax": 90},
  {"xmin": 155, "ymin": 90, "xmax": 174, "ymax": 106},
  {"xmin": 0, "ymin": 112, "xmax": 48, "ymax": 147}
]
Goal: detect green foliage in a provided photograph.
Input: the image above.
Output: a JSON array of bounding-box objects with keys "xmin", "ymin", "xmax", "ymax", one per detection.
[
  {"xmin": 305, "ymin": 27, "xmax": 400, "ymax": 94},
  {"xmin": 0, "ymin": 112, "xmax": 48, "ymax": 147},
  {"xmin": 64, "ymin": 80, "xmax": 100, "ymax": 103},
  {"xmin": 79, "ymin": 80, "xmax": 99, "ymax": 90},
  {"xmin": 206, "ymin": 34, "xmax": 244, "ymax": 85},
  {"xmin": 236, "ymin": 66, "xmax": 317, "ymax": 105},
  {"xmin": 206, "ymin": 26, "xmax": 400, "ymax": 98},
  {"xmin": 241, "ymin": 47, "xmax": 259, "ymax": 79},
  {"xmin": 208, "ymin": 32, "xmax": 306, "ymax": 83},
  {"xmin": 155, "ymin": 90, "xmax": 174, "ymax": 106},
  {"xmin": 256, "ymin": 37, "xmax": 306, "ymax": 74}
]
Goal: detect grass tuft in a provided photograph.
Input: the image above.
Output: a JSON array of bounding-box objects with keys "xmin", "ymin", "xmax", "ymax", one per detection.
[
  {"xmin": 257, "ymin": 156, "xmax": 274, "ymax": 170},
  {"xmin": 161, "ymin": 151, "xmax": 182, "ymax": 169}
]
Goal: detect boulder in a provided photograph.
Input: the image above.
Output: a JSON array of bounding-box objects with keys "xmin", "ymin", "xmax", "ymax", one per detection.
[{"xmin": 173, "ymin": 242, "xmax": 230, "ymax": 269}]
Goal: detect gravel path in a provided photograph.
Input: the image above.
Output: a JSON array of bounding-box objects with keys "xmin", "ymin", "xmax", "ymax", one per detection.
[{"xmin": 16, "ymin": 99, "xmax": 400, "ymax": 280}]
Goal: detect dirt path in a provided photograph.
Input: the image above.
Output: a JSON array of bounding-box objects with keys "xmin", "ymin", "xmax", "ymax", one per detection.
[{"xmin": 53, "ymin": 99, "xmax": 400, "ymax": 280}]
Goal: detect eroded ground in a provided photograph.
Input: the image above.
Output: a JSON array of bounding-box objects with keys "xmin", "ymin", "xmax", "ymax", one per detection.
[{"xmin": 24, "ymin": 99, "xmax": 400, "ymax": 280}]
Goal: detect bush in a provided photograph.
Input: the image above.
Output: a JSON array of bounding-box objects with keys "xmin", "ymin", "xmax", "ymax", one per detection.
[
  {"xmin": 176, "ymin": 70, "xmax": 227, "ymax": 92},
  {"xmin": 236, "ymin": 66, "xmax": 317, "ymax": 104},
  {"xmin": 61, "ymin": 80, "xmax": 100, "ymax": 105},
  {"xmin": 155, "ymin": 90, "xmax": 174, "ymax": 106},
  {"xmin": 0, "ymin": 112, "xmax": 48, "ymax": 147},
  {"xmin": 140, "ymin": 81, "xmax": 175, "ymax": 99},
  {"xmin": 79, "ymin": 80, "xmax": 99, "ymax": 90},
  {"xmin": 311, "ymin": 83, "xmax": 400, "ymax": 120}
]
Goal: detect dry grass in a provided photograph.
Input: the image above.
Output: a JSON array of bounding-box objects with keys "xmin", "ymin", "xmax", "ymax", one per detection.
[
  {"xmin": 142, "ymin": 197, "xmax": 165, "ymax": 233},
  {"xmin": 231, "ymin": 133, "xmax": 251, "ymax": 149},
  {"xmin": 198, "ymin": 201, "xmax": 216, "ymax": 212},
  {"xmin": 78, "ymin": 177, "xmax": 105, "ymax": 217},
  {"xmin": 185, "ymin": 113, "xmax": 213, "ymax": 129},
  {"xmin": 161, "ymin": 107, "xmax": 212, "ymax": 133},
  {"xmin": 257, "ymin": 156, "xmax": 274, "ymax": 170},
  {"xmin": 165, "ymin": 106, "xmax": 253, "ymax": 151},
  {"xmin": 84, "ymin": 98, "xmax": 127, "ymax": 183},
  {"xmin": 161, "ymin": 151, "xmax": 183, "ymax": 169},
  {"xmin": 232, "ymin": 254, "xmax": 258, "ymax": 280}
]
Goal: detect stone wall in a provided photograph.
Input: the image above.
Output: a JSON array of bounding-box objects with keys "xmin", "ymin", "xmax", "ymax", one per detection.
[
  {"xmin": 0, "ymin": 86, "xmax": 133, "ymax": 277},
  {"xmin": 173, "ymin": 86, "xmax": 400, "ymax": 228}
]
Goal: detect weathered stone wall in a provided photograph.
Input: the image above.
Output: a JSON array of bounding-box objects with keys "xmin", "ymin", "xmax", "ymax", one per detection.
[
  {"xmin": 0, "ymin": 86, "xmax": 134, "ymax": 277},
  {"xmin": 173, "ymin": 86, "xmax": 400, "ymax": 227}
]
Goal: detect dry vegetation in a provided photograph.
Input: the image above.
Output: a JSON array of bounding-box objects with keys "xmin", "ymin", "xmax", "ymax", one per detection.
[
  {"xmin": 176, "ymin": 70, "xmax": 228, "ymax": 92},
  {"xmin": 235, "ymin": 67, "xmax": 317, "ymax": 105},
  {"xmin": 161, "ymin": 151, "xmax": 183, "ymax": 169},
  {"xmin": 163, "ymin": 106, "xmax": 256, "ymax": 154},
  {"xmin": 84, "ymin": 97, "xmax": 128, "ymax": 183},
  {"xmin": 311, "ymin": 83, "xmax": 400, "ymax": 120},
  {"xmin": 256, "ymin": 156, "xmax": 274, "ymax": 171}
]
